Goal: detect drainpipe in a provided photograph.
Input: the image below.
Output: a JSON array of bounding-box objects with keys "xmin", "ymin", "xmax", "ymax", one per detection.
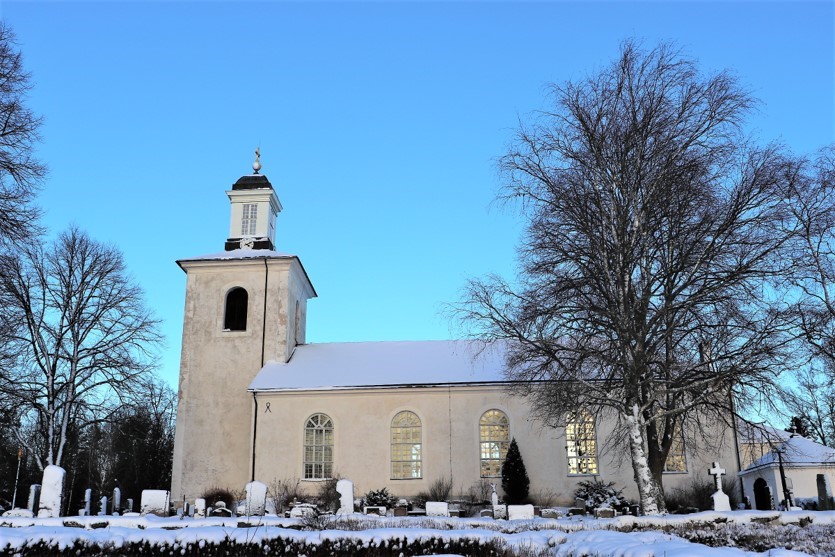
[
  {"xmin": 251, "ymin": 392, "xmax": 258, "ymax": 482},
  {"xmin": 251, "ymin": 258, "xmax": 269, "ymax": 483}
]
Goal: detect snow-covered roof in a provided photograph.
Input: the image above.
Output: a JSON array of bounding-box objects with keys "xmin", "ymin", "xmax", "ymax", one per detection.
[
  {"xmin": 178, "ymin": 249, "xmax": 297, "ymax": 263},
  {"xmin": 737, "ymin": 422, "xmax": 792, "ymax": 444},
  {"xmin": 249, "ymin": 340, "xmax": 509, "ymax": 392},
  {"xmin": 741, "ymin": 435, "xmax": 835, "ymax": 473}
]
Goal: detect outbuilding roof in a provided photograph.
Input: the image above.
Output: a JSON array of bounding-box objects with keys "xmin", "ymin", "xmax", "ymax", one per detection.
[
  {"xmin": 248, "ymin": 340, "xmax": 508, "ymax": 392},
  {"xmin": 740, "ymin": 434, "xmax": 835, "ymax": 474}
]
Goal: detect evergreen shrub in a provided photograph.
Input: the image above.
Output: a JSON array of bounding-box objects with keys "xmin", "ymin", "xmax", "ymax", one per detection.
[{"xmin": 501, "ymin": 438, "xmax": 530, "ymax": 504}]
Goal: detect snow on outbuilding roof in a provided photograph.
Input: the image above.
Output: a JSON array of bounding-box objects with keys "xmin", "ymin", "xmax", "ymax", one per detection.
[
  {"xmin": 249, "ymin": 340, "xmax": 509, "ymax": 392},
  {"xmin": 741, "ymin": 434, "xmax": 835, "ymax": 474}
]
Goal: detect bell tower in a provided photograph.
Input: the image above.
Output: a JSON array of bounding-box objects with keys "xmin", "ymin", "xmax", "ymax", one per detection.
[
  {"xmin": 224, "ymin": 149, "xmax": 282, "ymax": 251},
  {"xmin": 171, "ymin": 152, "xmax": 316, "ymax": 502}
]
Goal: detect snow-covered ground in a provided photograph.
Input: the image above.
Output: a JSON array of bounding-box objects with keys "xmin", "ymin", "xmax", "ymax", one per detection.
[{"xmin": 2, "ymin": 510, "xmax": 835, "ymax": 556}]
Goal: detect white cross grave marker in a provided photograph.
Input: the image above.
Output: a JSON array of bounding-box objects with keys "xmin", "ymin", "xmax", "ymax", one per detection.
[
  {"xmin": 708, "ymin": 461, "xmax": 731, "ymax": 511},
  {"xmin": 709, "ymin": 462, "xmax": 726, "ymax": 492}
]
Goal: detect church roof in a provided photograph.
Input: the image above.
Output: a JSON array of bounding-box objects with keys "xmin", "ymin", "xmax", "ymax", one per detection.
[
  {"xmin": 740, "ymin": 434, "xmax": 835, "ymax": 474},
  {"xmin": 231, "ymin": 174, "xmax": 274, "ymax": 190},
  {"xmin": 249, "ymin": 340, "xmax": 509, "ymax": 391},
  {"xmin": 177, "ymin": 248, "xmax": 297, "ymax": 264}
]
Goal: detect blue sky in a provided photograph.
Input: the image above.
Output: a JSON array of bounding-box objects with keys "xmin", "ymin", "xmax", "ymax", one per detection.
[{"xmin": 2, "ymin": 1, "xmax": 833, "ymax": 389}]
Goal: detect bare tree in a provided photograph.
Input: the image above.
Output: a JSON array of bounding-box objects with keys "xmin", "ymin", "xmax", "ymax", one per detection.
[
  {"xmin": 0, "ymin": 227, "xmax": 161, "ymax": 469},
  {"xmin": 0, "ymin": 22, "xmax": 45, "ymax": 244},
  {"xmin": 457, "ymin": 41, "xmax": 806, "ymax": 514}
]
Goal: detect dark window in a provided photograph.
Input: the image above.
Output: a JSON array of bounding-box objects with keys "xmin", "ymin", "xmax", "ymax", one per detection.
[{"xmin": 224, "ymin": 287, "xmax": 248, "ymax": 331}]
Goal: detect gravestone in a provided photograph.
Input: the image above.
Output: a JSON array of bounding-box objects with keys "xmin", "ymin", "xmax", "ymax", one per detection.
[
  {"xmin": 194, "ymin": 498, "xmax": 207, "ymax": 518},
  {"xmin": 425, "ymin": 501, "xmax": 450, "ymax": 517},
  {"xmin": 594, "ymin": 507, "xmax": 616, "ymax": 518},
  {"xmin": 113, "ymin": 487, "xmax": 121, "ymax": 515},
  {"xmin": 289, "ymin": 503, "xmax": 316, "ymax": 518},
  {"xmin": 568, "ymin": 497, "xmax": 586, "ymax": 516},
  {"xmin": 126, "ymin": 498, "xmax": 134, "ymax": 513},
  {"xmin": 708, "ymin": 461, "xmax": 731, "ymax": 512},
  {"xmin": 99, "ymin": 496, "xmax": 108, "ymax": 516},
  {"xmin": 140, "ymin": 489, "xmax": 170, "ymax": 517},
  {"xmin": 336, "ymin": 479, "xmax": 354, "ymax": 515},
  {"xmin": 817, "ymin": 474, "xmax": 834, "ymax": 511},
  {"xmin": 82, "ymin": 489, "xmax": 92, "ymax": 516},
  {"xmin": 507, "ymin": 504, "xmax": 535, "ymax": 520},
  {"xmin": 540, "ymin": 508, "xmax": 561, "ymax": 519},
  {"xmin": 37, "ymin": 465, "xmax": 66, "ymax": 518},
  {"xmin": 27, "ymin": 484, "xmax": 41, "ymax": 514},
  {"xmin": 492, "ymin": 504, "xmax": 507, "ymax": 519},
  {"xmin": 210, "ymin": 501, "xmax": 233, "ymax": 517},
  {"xmin": 490, "ymin": 483, "xmax": 499, "ymax": 506},
  {"xmin": 244, "ymin": 481, "xmax": 268, "ymax": 516}
]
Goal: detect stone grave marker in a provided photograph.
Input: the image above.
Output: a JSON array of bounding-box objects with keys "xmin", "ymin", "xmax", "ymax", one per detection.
[
  {"xmin": 126, "ymin": 498, "xmax": 134, "ymax": 513},
  {"xmin": 594, "ymin": 507, "xmax": 616, "ymax": 518},
  {"xmin": 27, "ymin": 484, "xmax": 41, "ymax": 514},
  {"xmin": 336, "ymin": 479, "xmax": 354, "ymax": 515},
  {"xmin": 568, "ymin": 497, "xmax": 586, "ymax": 516},
  {"xmin": 490, "ymin": 483, "xmax": 499, "ymax": 507},
  {"xmin": 210, "ymin": 501, "xmax": 233, "ymax": 517},
  {"xmin": 425, "ymin": 501, "xmax": 450, "ymax": 517},
  {"xmin": 140, "ymin": 489, "xmax": 170, "ymax": 517},
  {"xmin": 818, "ymin": 474, "xmax": 834, "ymax": 511},
  {"xmin": 37, "ymin": 465, "xmax": 65, "ymax": 518},
  {"xmin": 194, "ymin": 498, "xmax": 206, "ymax": 518},
  {"xmin": 708, "ymin": 461, "xmax": 731, "ymax": 511},
  {"xmin": 492, "ymin": 504, "xmax": 507, "ymax": 519},
  {"xmin": 508, "ymin": 504, "xmax": 535, "ymax": 520},
  {"xmin": 113, "ymin": 487, "xmax": 121, "ymax": 515},
  {"xmin": 289, "ymin": 503, "xmax": 316, "ymax": 518},
  {"xmin": 244, "ymin": 481, "xmax": 268, "ymax": 516},
  {"xmin": 81, "ymin": 488, "xmax": 92, "ymax": 516},
  {"xmin": 99, "ymin": 496, "xmax": 108, "ymax": 516},
  {"xmin": 540, "ymin": 508, "xmax": 561, "ymax": 519}
]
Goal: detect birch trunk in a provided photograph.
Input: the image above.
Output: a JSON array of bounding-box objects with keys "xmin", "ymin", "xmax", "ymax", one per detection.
[{"xmin": 626, "ymin": 405, "xmax": 665, "ymax": 515}]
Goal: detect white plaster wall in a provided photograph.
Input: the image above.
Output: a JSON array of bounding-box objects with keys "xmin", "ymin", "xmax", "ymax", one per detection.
[
  {"xmin": 227, "ymin": 189, "xmax": 281, "ymax": 241},
  {"xmin": 743, "ymin": 465, "xmax": 835, "ymax": 506},
  {"xmin": 170, "ymin": 256, "xmax": 313, "ymax": 503},
  {"xmin": 252, "ymin": 385, "xmax": 740, "ymax": 506}
]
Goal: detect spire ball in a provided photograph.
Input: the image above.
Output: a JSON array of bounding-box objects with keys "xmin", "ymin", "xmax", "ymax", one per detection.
[{"xmin": 252, "ymin": 147, "xmax": 262, "ymax": 174}]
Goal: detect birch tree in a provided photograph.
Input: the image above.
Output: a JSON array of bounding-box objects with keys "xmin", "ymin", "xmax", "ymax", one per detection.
[
  {"xmin": 458, "ymin": 41, "xmax": 805, "ymax": 514},
  {"xmin": 0, "ymin": 227, "xmax": 161, "ymax": 469}
]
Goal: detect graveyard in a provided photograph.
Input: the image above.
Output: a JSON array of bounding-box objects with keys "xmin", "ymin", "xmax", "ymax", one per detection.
[{"xmin": 3, "ymin": 466, "xmax": 835, "ymax": 556}]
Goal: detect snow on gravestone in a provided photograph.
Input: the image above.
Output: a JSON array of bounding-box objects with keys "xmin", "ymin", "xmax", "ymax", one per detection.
[
  {"xmin": 27, "ymin": 484, "xmax": 40, "ymax": 513},
  {"xmin": 140, "ymin": 490, "xmax": 170, "ymax": 517},
  {"xmin": 336, "ymin": 479, "xmax": 354, "ymax": 515},
  {"xmin": 37, "ymin": 465, "xmax": 65, "ymax": 518},
  {"xmin": 507, "ymin": 504, "xmax": 535, "ymax": 520},
  {"xmin": 245, "ymin": 481, "xmax": 268, "ymax": 516},
  {"xmin": 194, "ymin": 498, "xmax": 206, "ymax": 518},
  {"xmin": 425, "ymin": 501, "xmax": 450, "ymax": 517}
]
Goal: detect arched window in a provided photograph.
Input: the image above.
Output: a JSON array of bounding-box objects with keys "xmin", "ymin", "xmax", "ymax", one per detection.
[
  {"xmin": 479, "ymin": 410, "xmax": 509, "ymax": 477},
  {"xmin": 566, "ymin": 411, "xmax": 598, "ymax": 475},
  {"xmin": 391, "ymin": 411, "xmax": 422, "ymax": 479},
  {"xmin": 663, "ymin": 424, "xmax": 687, "ymax": 473},
  {"xmin": 304, "ymin": 413, "xmax": 333, "ymax": 479},
  {"xmin": 224, "ymin": 287, "xmax": 248, "ymax": 331}
]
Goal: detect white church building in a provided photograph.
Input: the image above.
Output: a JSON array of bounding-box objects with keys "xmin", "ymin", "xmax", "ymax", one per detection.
[{"xmin": 170, "ymin": 162, "xmax": 741, "ymax": 507}]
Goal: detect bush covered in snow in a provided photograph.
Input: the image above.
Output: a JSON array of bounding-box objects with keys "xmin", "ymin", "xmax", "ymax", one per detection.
[
  {"xmin": 573, "ymin": 479, "xmax": 628, "ymax": 510},
  {"xmin": 361, "ymin": 487, "xmax": 397, "ymax": 508}
]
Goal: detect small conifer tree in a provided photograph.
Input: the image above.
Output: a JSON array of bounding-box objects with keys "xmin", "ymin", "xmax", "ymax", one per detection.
[{"xmin": 501, "ymin": 438, "xmax": 530, "ymax": 504}]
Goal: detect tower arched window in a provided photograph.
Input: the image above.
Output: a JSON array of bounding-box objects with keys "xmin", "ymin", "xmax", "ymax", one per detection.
[
  {"xmin": 566, "ymin": 411, "xmax": 598, "ymax": 475},
  {"xmin": 479, "ymin": 409, "xmax": 509, "ymax": 477},
  {"xmin": 304, "ymin": 413, "xmax": 333, "ymax": 479},
  {"xmin": 224, "ymin": 287, "xmax": 248, "ymax": 331},
  {"xmin": 391, "ymin": 411, "xmax": 422, "ymax": 479}
]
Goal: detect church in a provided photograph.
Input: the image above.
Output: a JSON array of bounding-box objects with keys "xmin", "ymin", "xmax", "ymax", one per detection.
[{"xmin": 170, "ymin": 160, "xmax": 741, "ymax": 508}]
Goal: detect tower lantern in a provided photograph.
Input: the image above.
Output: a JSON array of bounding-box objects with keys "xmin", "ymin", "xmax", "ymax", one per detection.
[{"xmin": 224, "ymin": 149, "xmax": 282, "ymax": 251}]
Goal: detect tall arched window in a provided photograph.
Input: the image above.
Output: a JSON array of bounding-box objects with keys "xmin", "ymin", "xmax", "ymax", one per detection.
[
  {"xmin": 664, "ymin": 424, "xmax": 687, "ymax": 473},
  {"xmin": 566, "ymin": 411, "xmax": 598, "ymax": 475},
  {"xmin": 479, "ymin": 410, "xmax": 509, "ymax": 477},
  {"xmin": 391, "ymin": 411, "xmax": 422, "ymax": 479},
  {"xmin": 224, "ymin": 287, "xmax": 248, "ymax": 331},
  {"xmin": 304, "ymin": 413, "xmax": 333, "ymax": 479}
]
